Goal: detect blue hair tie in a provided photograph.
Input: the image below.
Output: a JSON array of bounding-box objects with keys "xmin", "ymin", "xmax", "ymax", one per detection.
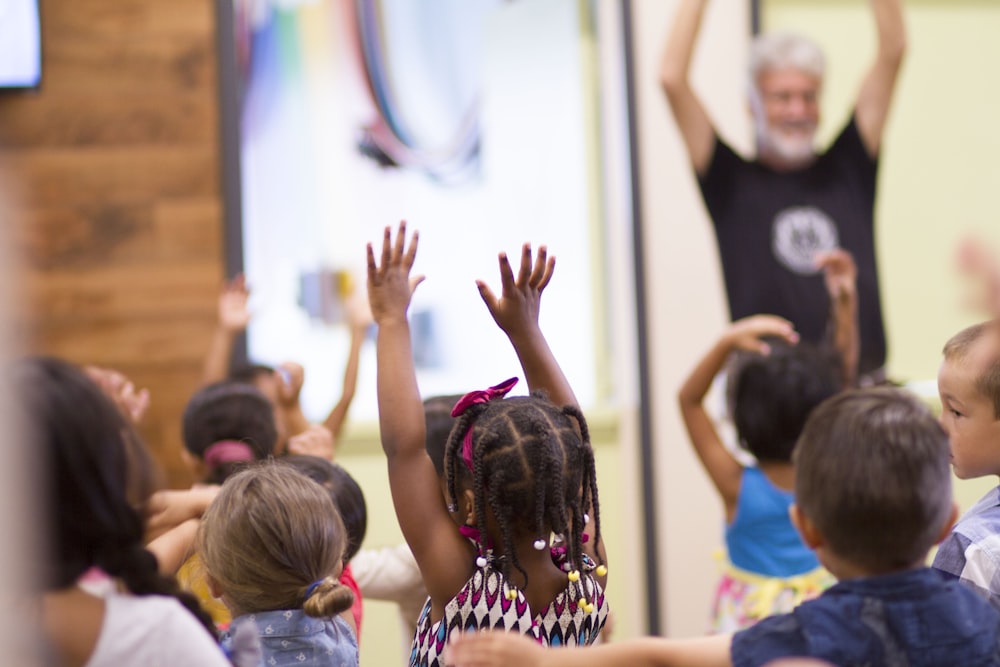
[{"xmin": 304, "ymin": 578, "xmax": 326, "ymax": 600}]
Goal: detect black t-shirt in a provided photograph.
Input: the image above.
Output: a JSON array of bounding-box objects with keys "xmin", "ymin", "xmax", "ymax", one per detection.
[{"xmin": 697, "ymin": 117, "xmax": 885, "ymax": 374}]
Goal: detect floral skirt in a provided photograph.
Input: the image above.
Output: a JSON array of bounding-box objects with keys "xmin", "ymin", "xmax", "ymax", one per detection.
[{"xmin": 710, "ymin": 556, "xmax": 833, "ymax": 634}]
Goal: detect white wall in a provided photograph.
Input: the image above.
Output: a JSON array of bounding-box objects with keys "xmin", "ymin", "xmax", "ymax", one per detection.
[{"xmin": 630, "ymin": 0, "xmax": 751, "ymax": 638}]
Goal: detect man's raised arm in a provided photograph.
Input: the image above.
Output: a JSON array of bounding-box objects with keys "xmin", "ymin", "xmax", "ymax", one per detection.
[{"xmin": 659, "ymin": 0, "xmax": 717, "ymax": 176}]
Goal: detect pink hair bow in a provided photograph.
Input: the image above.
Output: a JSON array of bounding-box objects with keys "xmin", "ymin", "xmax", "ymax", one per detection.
[{"xmin": 451, "ymin": 377, "xmax": 519, "ymax": 471}]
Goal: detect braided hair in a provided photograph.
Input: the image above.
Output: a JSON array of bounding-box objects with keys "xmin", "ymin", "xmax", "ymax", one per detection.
[
  {"xmin": 444, "ymin": 390, "xmax": 603, "ymax": 604},
  {"xmin": 17, "ymin": 356, "xmax": 217, "ymax": 638}
]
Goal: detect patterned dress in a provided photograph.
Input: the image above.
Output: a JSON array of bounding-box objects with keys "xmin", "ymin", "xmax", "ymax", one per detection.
[{"xmin": 408, "ymin": 549, "xmax": 608, "ymax": 667}]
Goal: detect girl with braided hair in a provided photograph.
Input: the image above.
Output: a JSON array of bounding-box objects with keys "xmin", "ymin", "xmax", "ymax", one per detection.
[
  {"xmin": 367, "ymin": 223, "xmax": 608, "ymax": 667},
  {"xmin": 20, "ymin": 356, "xmax": 229, "ymax": 667}
]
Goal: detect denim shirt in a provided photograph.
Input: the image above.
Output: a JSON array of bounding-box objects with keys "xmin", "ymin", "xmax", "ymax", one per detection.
[
  {"xmin": 225, "ymin": 609, "xmax": 358, "ymax": 667},
  {"xmin": 731, "ymin": 568, "xmax": 1000, "ymax": 667}
]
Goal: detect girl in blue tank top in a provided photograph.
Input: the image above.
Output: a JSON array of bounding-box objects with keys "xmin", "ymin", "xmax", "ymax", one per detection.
[{"xmin": 678, "ymin": 253, "xmax": 857, "ymax": 632}]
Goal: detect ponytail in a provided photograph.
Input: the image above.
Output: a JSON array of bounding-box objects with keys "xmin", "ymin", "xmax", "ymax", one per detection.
[{"xmin": 301, "ymin": 576, "xmax": 354, "ymax": 618}]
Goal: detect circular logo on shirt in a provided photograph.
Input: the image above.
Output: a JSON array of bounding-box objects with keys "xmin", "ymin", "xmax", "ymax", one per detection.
[{"xmin": 771, "ymin": 207, "xmax": 840, "ymax": 275}]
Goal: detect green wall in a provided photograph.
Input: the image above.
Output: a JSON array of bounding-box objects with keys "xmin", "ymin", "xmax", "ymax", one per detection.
[{"xmin": 763, "ymin": 0, "xmax": 1000, "ymax": 513}]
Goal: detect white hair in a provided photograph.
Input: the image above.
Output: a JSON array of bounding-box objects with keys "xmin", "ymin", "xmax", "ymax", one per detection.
[{"xmin": 748, "ymin": 32, "xmax": 825, "ymax": 91}]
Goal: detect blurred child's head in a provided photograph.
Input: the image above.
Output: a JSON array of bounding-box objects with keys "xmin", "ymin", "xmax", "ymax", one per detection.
[
  {"xmin": 230, "ymin": 363, "xmax": 289, "ymax": 448},
  {"xmin": 199, "ymin": 462, "xmax": 354, "ymax": 618},
  {"xmin": 18, "ymin": 356, "xmax": 157, "ymax": 590},
  {"xmin": 938, "ymin": 320, "xmax": 1000, "ymax": 480},
  {"xmin": 423, "ymin": 394, "xmax": 463, "ymax": 476},
  {"xmin": 282, "ymin": 455, "xmax": 368, "ymax": 563},
  {"xmin": 181, "ymin": 381, "xmax": 277, "ymax": 484},
  {"xmin": 793, "ymin": 388, "xmax": 955, "ymax": 575},
  {"xmin": 732, "ymin": 340, "xmax": 841, "ymax": 462},
  {"xmin": 18, "ymin": 356, "xmax": 217, "ymax": 636},
  {"xmin": 444, "ymin": 382, "xmax": 601, "ymax": 591}
]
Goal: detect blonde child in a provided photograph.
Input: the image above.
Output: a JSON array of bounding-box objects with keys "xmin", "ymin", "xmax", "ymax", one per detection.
[
  {"xmin": 199, "ymin": 461, "xmax": 359, "ymax": 666},
  {"xmin": 367, "ymin": 223, "xmax": 608, "ymax": 666}
]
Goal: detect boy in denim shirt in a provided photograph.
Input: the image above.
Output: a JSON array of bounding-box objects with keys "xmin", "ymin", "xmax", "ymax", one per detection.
[
  {"xmin": 448, "ymin": 388, "xmax": 1000, "ymax": 666},
  {"xmin": 933, "ymin": 320, "xmax": 1000, "ymax": 610}
]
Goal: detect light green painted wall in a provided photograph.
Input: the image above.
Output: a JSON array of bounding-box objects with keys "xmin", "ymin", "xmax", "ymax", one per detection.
[{"xmin": 763, "ymin": 0, "xmax": 1000, "ymax": 513}]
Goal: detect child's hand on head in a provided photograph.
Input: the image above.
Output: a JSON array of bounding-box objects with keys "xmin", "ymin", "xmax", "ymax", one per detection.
[
  {"xmin": 84, "ymin": 365, "xmax": 151, "ymax": 425},
  {"xmin": 725, "ymin": 315, "xmax": 799, "ymax": 355},
  {"xmin": 447, "ymin": 631, "xmax": 545, "ymax": 667},
  {"xmin": 477, "ymin": 243, "xmax": 554, "ymax": 340},
  {"xmin": 367, "ymin": 221, "xmax": 424, "ymax": 325},
  {"xmin": 287, "ymin": 424, "xmax": 336, "ymax": 460},
  {"xmin": 815, "ymin": 248, "xmax": 857, "ymax": 302},
  {"xmin": 218, "ymin": 274, "xmax": 252, "ymax": 333}
]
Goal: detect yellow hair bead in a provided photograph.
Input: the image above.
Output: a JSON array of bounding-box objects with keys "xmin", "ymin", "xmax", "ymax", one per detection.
[
  {"xmin": 506, "ymin": 588, "xmax": 519, "ymax": 601},
  {"xmin": 577, "ymin": 597, "xmax": 587, "ymax": 609},
  {"xmin": 567, "ymin": 570, "xmax": 581, "ymax": 583},
  {"xmin": 584, "ymin": 603, "xmax": 595, "ymax": 614},
  {"xmin": 595, "ymin": 565, "xmax": 608, "ymax": 577}
]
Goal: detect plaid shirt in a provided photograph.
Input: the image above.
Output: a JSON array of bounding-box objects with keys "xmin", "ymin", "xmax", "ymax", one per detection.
[{"xmin": 933, "ymin": 485, "xmax": 1000, "ymax": 612}]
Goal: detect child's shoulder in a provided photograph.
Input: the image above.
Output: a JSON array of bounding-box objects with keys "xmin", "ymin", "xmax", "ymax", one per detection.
[{"xmin": 953, "ymin": 485, "xmax": 1000, "ymax": 535}]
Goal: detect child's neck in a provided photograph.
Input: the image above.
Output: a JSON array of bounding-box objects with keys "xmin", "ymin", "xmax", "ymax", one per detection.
[
  {"xmin": 818, "ymin": 548, "xmax": 928, "ymax": 581},
  {"xmin": 758, "ymin": 461, "xmax": 795, "ymax": 491}
]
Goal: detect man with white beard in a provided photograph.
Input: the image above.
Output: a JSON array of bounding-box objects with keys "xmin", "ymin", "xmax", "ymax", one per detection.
[{"xmin": 660, "ymin": 0, "xmax": 906, "ymax": 383}]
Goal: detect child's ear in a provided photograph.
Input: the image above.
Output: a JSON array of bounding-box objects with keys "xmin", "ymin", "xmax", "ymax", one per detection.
[
  {"xmin": 789, "ymin": 503, "xmax": 823, "ymax": 549},
  {"xmin": 205, "ymin": 571, "xmax": 224, "ymax": 600},
  {"xmin": 461, "ymin": 488, "xmax": 476, "ymax": 526},
  {"xmin": 935, "ymin": 502, "xmax": 960, "ymax": 544}
]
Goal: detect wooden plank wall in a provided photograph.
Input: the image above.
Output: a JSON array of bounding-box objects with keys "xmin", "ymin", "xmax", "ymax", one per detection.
[{"xmin": 0, "ymin": 0, "xmax": 227, "ymax": 488}]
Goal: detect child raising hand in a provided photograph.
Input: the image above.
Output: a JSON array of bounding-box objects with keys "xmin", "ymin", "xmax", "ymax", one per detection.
[{"xmin": 367, "ymin": 223, "xmax": 607, "ymax": 667}]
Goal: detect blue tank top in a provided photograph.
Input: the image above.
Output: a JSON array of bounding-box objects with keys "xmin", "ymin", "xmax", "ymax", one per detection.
[{"xmin": 725, "ymin": 467, "xmax": 820, "ymax": 577}]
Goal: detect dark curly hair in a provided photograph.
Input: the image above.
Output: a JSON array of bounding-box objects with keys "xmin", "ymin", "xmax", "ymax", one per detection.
[
  {"xmin": 281, "ymin": 455, "xmax": 367, "ymax": 563},
  {"xmin": 181, "ymin": 380, "xmax": 277, "ymax": 484},
  {"xmin": 444, "ymin": 391, "xmax": 602, "ymax": 604},
  {"xmin": 732, "ymin": 339, "xmax": 842, "ymax": 463}
]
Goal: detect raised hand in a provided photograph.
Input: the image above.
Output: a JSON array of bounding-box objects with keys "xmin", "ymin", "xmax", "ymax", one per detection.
[
  {"xmin": 367, "ymin": 221, "xmax": 423, "ymax": 325},
  {"xmin": 476, "ymin": 243, "xmax": 554, "ymax": 342},
  {"xmin": 815, "ymin": 248, "xmax": 858, "ymax": 303},
  {"xmin": 722, "ymin": 315, "xmax": 799, "ymax": 356},
  {"xmin": 218, "ymin": 274, "xmax": 251, "ymax": 333},
  {"xmin": 344, "ymin": 288, "xmax": 375, "ymax": 334},
  {"xmin": 956, "ymin": 236, "xmax": 1000, "ymax": 316},
  {"xmin": 276, "ymin": 361, "xmax": 305, "ymax": 408}
]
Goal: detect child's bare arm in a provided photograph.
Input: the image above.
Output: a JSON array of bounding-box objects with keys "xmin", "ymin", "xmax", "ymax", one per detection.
[
  {"xmin": 146, "ymin": 518, "xmax": 200, "ymax": 576},
  {"xmin": 203, "ymin": 275, "xmax": 250, "ymax": 385},
  {"xmin": 144, "ymin": 487, "xmax": 219, "ymax": 543},
  {"xmin": 816, "ymin": 249, "xmax": 859, "ymax": 388},
  {"xmin": 677, "ymin": 316, "xmax": 798, "ymax": 519},
  {"xmin": 323, "ymin": 292, "xmax": 372, "ymax": 440},
  {"xmin": 477, "ymin": 244, "xmax": 576, "ymax": 408},
  {"xmin": 447, "ymin": 631, "xmax": 733, "ymax": 667},
  {"xmin": 368, "ymin": 222, "xmax": 473, "ymax": 608}
]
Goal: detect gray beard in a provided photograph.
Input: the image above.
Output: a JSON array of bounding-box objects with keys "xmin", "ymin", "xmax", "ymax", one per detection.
[{"xmin": 756, "ymin": 124, "xmax": 817, "ymax": 169}]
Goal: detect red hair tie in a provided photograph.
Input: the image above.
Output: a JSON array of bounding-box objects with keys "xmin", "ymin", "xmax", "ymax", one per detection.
[{"xmin": 451, "ymin": 377, "xmax": 518, "ymax": 471}]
